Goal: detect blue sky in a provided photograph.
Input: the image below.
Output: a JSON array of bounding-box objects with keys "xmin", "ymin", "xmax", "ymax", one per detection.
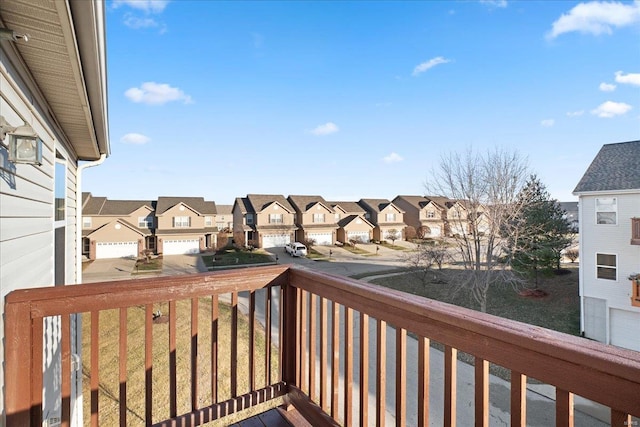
[{"xmin": 83, "ymin": 0, "xmax": 640, "ymax": 205}]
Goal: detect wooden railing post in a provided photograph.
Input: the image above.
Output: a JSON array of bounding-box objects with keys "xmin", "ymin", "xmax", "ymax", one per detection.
[
  {"xmin": 5, "ymin": 300, "xmax": 34, "ymax": 426},
  {"xmin": 283, "ymin": 278, "xmax": 299, "ymax": 389}
]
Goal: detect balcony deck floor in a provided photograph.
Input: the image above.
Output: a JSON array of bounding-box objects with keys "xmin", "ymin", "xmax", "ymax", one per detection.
[{"xmin": 230, "ymin": 407, "xmax": 312, "ymax": 427}]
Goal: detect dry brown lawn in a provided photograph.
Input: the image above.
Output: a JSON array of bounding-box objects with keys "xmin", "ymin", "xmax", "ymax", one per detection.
[{"xmin": 81, "ymin": 295, "xmax": 279, "ymax": 426}]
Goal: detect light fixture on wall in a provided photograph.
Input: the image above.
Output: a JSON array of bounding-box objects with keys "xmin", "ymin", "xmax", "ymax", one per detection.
[
  {"xmin": 0, "ymin": 116, "xmax": 42, "ymax": 165},
  {"xmin": 0, "ymin": 28, "xmax": 29, "ymax": 42}
]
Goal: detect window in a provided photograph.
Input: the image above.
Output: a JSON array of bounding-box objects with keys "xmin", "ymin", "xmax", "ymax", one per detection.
[
  {"xmin": 246, "ymin": 214, "xmax": 254, "ymax": 225},
  {"xmin": 451, "ymin": 209, "xmax": 460, "ymax": 219},
  {"xmin": 174, "ymin": 216, "xmax": 190, "ymax": 227},
  {"xmin": 83, "ymin": 216, "xmax": 92, "ymax": 228},
  {"xmin": 335, "ymin": 213, "xmax": 341, "ymax": 221},
  {"xmin": 269, "ymin": 214, "xmax": 283, "ymax": 224},
  {"xmin": 596, "ymin": 197, "xmax": 617, "ymax": 225},
  {"xmin": 139, "ymin": 216, "xmax": 153, "ymax": 228},
  {"xmin": 205, "ymin": 216, "xmax": 213, "ymax": 226},
  {"xmin": 385, "ymin": 213, "xmax": 396, "ymax": 222},
  {"xmin": 426, "ymin": 210, "xmax": 435, "ymax": 219},
  {"xmin": 632, "ymin": 218, "xmax": 640, "ymax": 245},
  {"xmin": 596, "ymin": 253, "xmax": 616, "ymax": 280},
  {"xmin": 313, "ymin": 213, "xmax": 325, "ymax": 223},
  {"xmin": 55, "ymin": 161, "xmax": 66, "ymax": 222}
]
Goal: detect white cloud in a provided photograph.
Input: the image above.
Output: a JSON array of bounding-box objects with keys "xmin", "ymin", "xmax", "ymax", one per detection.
[
  {"xmin": 125, "ymin": 82, "xmax": 192, "ymax": 105},
  {"xmin": 412, "ymin": 56, "xmax": 451, "ymax": 76},
  {"xmin": 113, "ymin": 0, "xmax": 169, "ymax": 13},
  {"xmin": 615, "ymin": 70, "xmax": 640, "ymax": 86},
  {"xmin": 547, "ymin": 1, "xmax": 640, "ymax": 39},
  {"xmin": 383, "ymin": 152, "xmax": 404, "ymax": 163},
  {"xmin": 541, "ymin": 119, "xmax": 555, "ymax": 127},
  {"xmin": 123, "ymin": 15, "xmax": 160, "ymax": 29},
  {"xmin": 310, "ymin": 122, "xmax": 339, "ymax": 136},
  {"xmin": 591, "ymin": 100, "xmax": 632, "ymax": 118},
  {"xmin": 480, "ymin": 0, "xmax": 508, "ymax": 8},
  {"xmin": 566, "ymin": 110, "xmax": 585, "ymax": 117},
  {"xmin": 599, "ymin": 82, "xmax": 617, "ymax": 91},
  {"xmin": 121, "ymin": 133, "xmax": 151, "ymax": 144}
]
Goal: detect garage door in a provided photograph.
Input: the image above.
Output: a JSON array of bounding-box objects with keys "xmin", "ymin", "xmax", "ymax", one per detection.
[
  {"xmin": 96, "ymin": 241, "xmax": 138, "ymax": 259},
  {"xmin": 163, "ymin": 239, "xmax": 200, "ymax": 255},
  {"xmin": 262, "ymin": 234, "xmax": 290, "ymax": 248},
  {"xmin": 430, "ymin": 226, "xmax": 442, "ymax": 237},
  {"xmin": 308, "ymin": 232, "xmax": 332, "ymax": 245},
  {"xmin": 347, "ymin": 231, "xmax": 370, "ymax": 243},
  {"xmin": 610, "ymin": 308, "xmax": 640, "ymax": 351}
]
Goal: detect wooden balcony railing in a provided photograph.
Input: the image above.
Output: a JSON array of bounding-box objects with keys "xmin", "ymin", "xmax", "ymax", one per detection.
[{"xmin": 5, "ymin": 265, "xmax": 640, "ymax": 426}]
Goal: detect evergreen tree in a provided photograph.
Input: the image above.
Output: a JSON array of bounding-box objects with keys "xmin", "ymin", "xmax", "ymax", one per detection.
[{"xmin": 507, "ymin": 175, "xmax": 572, "ymax": 286}]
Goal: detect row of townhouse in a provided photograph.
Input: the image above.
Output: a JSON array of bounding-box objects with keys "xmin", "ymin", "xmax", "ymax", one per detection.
[
  {"xmin": 231, "ymin": 194, "xmax": 486, "ymax": 249},
  {"xmin": 81, "ymin": 192, "xmax": 485, "ymax": 259},
  {"xmin": 81, "ymin": 193, "xmax": 233, "ymax": 260}
]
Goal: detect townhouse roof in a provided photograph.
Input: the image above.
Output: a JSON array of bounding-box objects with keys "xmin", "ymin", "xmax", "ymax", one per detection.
[
  {"xmin": 287, "ymin": 195, "xmax": 332, "ymax": 212},
  {"xmin": 394, "ymin": 195, "xmax": 432, "ymax": 209},
  {"xmin": 216, "ymin": 205, "xmax": 233, "ymax": 215},
  {"xmin": 359, "ymin": 199, "xmax": 404, "ymax": 213},
  {"xmin": 328, "ymin": 201, "xmax": 365, "ymax": 215},
  {"xmin": 425, "ymin": 196, "xmax": 455, "ymax": 210},
  {"xmin": 156, "ymin": 197, "xmax": 217, "ymax": 215},
  {"xmin": 573, "ymin": 140, "xmax": 640, "ymax": 193},
  {"xmin": 83, "ymin": 194, "xmax": 154, "ymax": 216},
  {"xmin": 338, "ymin": 214, "xmax": 374, "ymax": 228},
  {"xmin": 246, "ymin": 194, "xmax": 295, "ymax": 213}
]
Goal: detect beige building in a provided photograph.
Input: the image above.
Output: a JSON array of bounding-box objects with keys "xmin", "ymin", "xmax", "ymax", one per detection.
[
  {"xmin": 358, "ymin": 199, "xmax": 406, "ymax": 242},
  {"xmin": 233, "ymin": 194, "xmax": 297, "ymax": 248},
  {"xmin": 155, "ymin": 197, "xmax": 218, "ymax": 255},
  {"xmin": 329, "ymin": 201, "xmax": 374, "ymax": 244},
  {"xmin": 392, "ymin": 195, "xmax": 447, "ymax": 238},
  {"xmin": 287, "ymin": 195, "xmax": 338, "ymax": 245}
]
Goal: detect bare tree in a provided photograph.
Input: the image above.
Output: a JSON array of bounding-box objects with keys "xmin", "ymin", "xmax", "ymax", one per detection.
[
  {"xmin": 404, "ymin": 225, "xmax": 417, "ymax": 241},
  {"xmin": 425, "ymin": 147, "xmax": 529, "ymax": 312},
  {"xmin": 564, "ymin": 248, "xmax": 579, "ymax": 263},
  {"xmin": 416, "ymin": 225, "xmax": 431, "ymax": 240},
  {"xmin": 385, "ymin": 228, "xmax": 400, "ymax": 244},
  {"xmin": 404, "ymin": 240, "xmax": 451, "ymax": 283}
]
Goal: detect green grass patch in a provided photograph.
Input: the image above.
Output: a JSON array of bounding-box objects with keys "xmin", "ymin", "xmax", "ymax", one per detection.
[
  {"xmin": 133, "ymin": 257, "xmax": 162, "ymax": 272},
  {"xmin": 341, "ymin": 245, "xmax": 372, "ymax": 255},
  {"xmin": 202, "ymin": 249, "xmax": 273, "ymax": 268},
  {"xmin": 306, "ymin": 248, "xmax": 327, "ymax": 260}
]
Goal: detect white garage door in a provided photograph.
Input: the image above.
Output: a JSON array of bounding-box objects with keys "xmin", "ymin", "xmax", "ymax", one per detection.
[
  {"xmin": 347, "ymin": 231, "xmax": 370, "ymax": 243},
  {"xmin": 430, "ymin": 226, "xmax": 442, "ymax": 237},
  {"xmin": 610, "ymin": 308, "xmax": 640, "ymax": 351},
  {"xmin": 164, "ymin": 239, "xmax": 200, "ymax": 255},
  {"xmin": 96, "ymin": 241, "xmax": 138, "ymax": 259},
  {"xmin": 262, "ymin": 234, "xmax": 290, "ymax": 248},
  {"xmin": 308, "ymin": 232, "xmax": 332, "ymax": 245}
]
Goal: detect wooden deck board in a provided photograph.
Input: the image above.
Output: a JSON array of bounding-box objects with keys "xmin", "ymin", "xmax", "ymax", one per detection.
[{"xmin": 230, "ymin": 408, "xmax": 295, "ymax": 427}]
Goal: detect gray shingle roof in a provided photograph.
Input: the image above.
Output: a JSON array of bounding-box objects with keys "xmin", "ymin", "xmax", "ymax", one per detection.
[
  {"xmin": 246, "ymin": 194, "xmax": 294, "ymax": 213},
  {"xmin": 83, "ymin": 193, "xmax": 153, "ymax": 215},
  {"xmin": 573, "ymin": 140, "xmax": 640, "ymax": 193},
  {"xmin": 156, "ymin": 197, "xmax": 217, "ymax": 215},
  {"xmin": 328, "ymin": 201, "xmax": 365, "ymax": 215},
  {"xmin": 287, "ymin": 195, "xmax": 331, "ymax": 212}
]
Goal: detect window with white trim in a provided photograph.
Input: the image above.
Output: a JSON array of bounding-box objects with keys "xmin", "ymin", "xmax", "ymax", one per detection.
[
  {"xmin": 83, "ymin": 216, "xmax": 92, "ymax": 228},
  {"xmin": 426, "ymin": 210, "xmax": 435, "ymax": 218},
  {"xmin": 385, "ymin": 213, "xmax": 396, "ymax": 222},
  {"xmin": 269, "ymin": 213, "xmax": 283, "ymax": 224},
  {"xmin": 205, "ymin": 216, "xmax": 213, "ymax": 226},
  {"xmin": 139, "ymin": 216, "xmax": 153, "ymax": 228},
  {"xmin": 313, "ymin": 213, "xmax": 325, "ymax": 223},
  {"xmin": 595, "ymin": 197, "xmax": 617, "ymax": 225},
  {"xmin": 596, "ymin": 253, "xmax": 616, "ymax": 280},
  {"xmin": 173, "ymin": 216, "xmax": 190, "ymax": 227}
]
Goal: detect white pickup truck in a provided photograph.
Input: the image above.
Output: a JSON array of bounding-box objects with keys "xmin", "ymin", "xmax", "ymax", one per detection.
[{"xmin": 284, "ymin": 242, "xmax": 308, "ymax": 257}]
